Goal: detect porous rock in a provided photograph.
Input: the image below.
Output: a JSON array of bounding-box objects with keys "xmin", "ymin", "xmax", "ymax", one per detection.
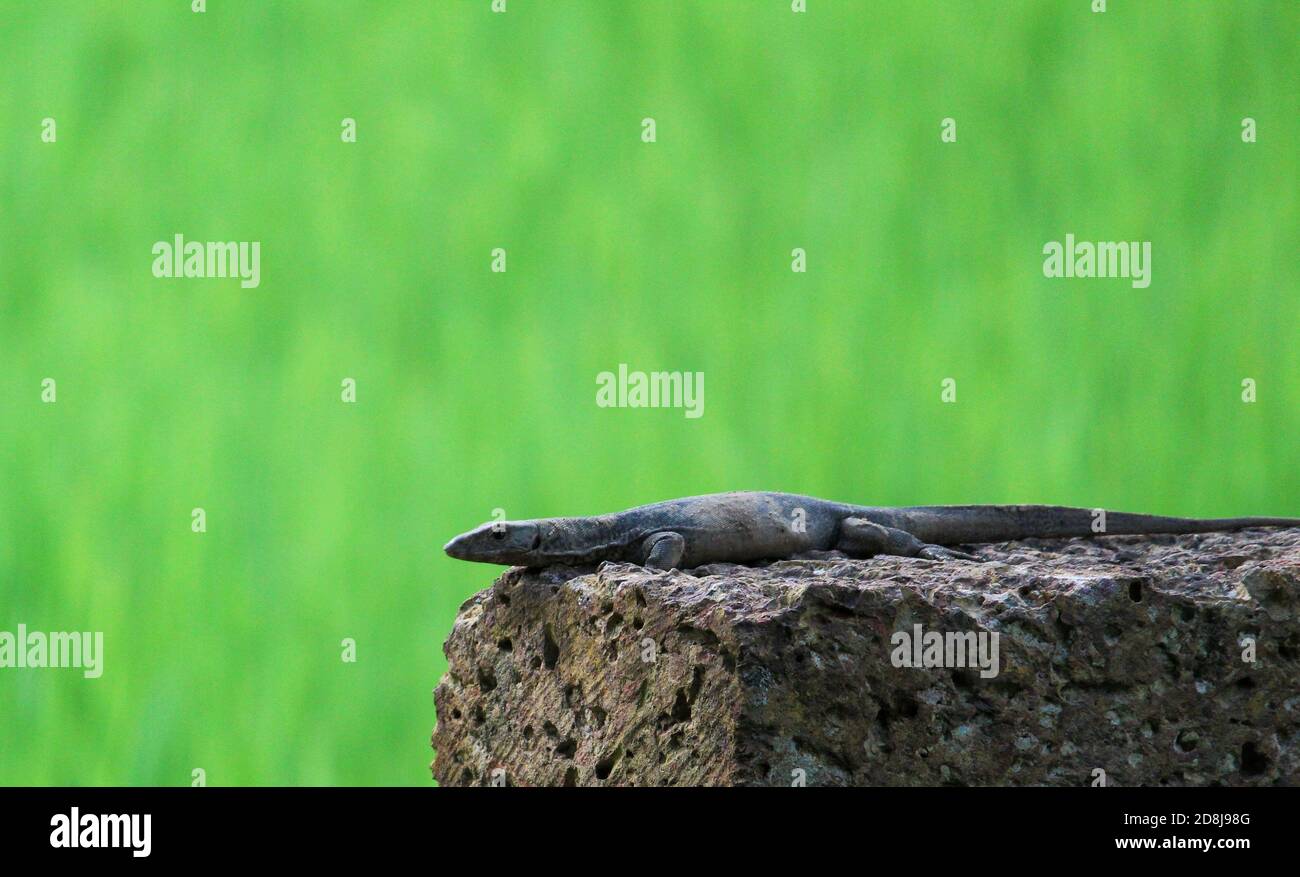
[{"xmin": 432, "ymin": 529, "xmax": 1300, "ymax": 786}]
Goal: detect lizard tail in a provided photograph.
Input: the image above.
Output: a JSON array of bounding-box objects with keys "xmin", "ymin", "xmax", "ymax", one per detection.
[{"xmin": 881, "ymin": 505, "xmax": 1300, "ymax": 546}]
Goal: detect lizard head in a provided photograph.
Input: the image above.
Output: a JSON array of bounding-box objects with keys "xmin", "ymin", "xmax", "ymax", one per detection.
[{"xmin": 444, "ymin": 520, "xmax": 543, "ymax": 566}]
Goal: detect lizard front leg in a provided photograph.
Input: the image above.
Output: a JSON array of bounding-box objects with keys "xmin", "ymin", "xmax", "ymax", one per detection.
[
  {"xmin": 837, "ymin": 517, "xmax": 978, "ymax": 561},
  {"xmin": 642, "ymin": 531, "xmax": 686, "ymax": 570}
]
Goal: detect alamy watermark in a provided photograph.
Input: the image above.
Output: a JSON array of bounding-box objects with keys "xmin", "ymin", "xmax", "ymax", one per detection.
[
  {"xmin": 596, "ymin": 364, "xmax": 704, "ymax": 419},
  {"xmin": 50, "ymin": 807, "xmax": 150, "ymax": 857},
  {"xmin": 1042, "ymin": 234, "xmax": 1150, "ymax": 288},
  {"xmin": 890, "ymin": 623, "xmax": 1000, "ymax": 679},
  {"xmin": 151, "ymin": 234, "xmax": 261, "ymax": 288},
  {"xmin": 0, "ymin": 624, "xmax": 103, "ymax": 678}
]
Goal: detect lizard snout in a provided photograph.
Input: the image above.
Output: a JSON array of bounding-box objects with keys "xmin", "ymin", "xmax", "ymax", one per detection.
[{"xmin": 443, "ymin": 534, "xmax": 471, "ymax": 559}]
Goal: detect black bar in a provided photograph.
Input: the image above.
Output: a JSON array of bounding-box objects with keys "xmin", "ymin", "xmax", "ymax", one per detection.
[{"xmin": 0, "ymin": 787, "xmax": 1283, "ymax": 862}]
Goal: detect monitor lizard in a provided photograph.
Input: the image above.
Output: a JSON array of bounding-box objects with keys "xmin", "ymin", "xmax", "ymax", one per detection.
[{"xmin": 443, "ymin": 491, "xmax": 1299, "ymax": 571}]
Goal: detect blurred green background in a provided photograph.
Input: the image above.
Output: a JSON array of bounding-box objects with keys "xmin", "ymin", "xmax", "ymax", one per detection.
[{"xmin": 0, "ymin": 0, "xmax": 1295, "ymax": 785}]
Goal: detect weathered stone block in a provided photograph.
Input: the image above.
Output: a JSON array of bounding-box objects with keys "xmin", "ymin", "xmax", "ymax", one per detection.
[{"xmin": 432, "ymin": 529, "xmax": 1300, "ymax": 786}]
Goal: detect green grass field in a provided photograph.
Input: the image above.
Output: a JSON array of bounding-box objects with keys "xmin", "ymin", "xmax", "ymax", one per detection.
[{"xmin": 1, "ymin": 1, "xmax": 1296, "ymax": 785}]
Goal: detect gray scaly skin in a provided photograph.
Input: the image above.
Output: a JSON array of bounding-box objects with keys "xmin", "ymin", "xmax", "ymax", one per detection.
[{"xmin": 443, "ymin": 491, "xmax": 1300, "ymax": 571}]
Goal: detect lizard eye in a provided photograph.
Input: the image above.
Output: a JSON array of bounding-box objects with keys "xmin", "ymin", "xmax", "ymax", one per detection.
[{"xmin": 491, "ymin": 529, "xmax": 507, "ymax": 540}]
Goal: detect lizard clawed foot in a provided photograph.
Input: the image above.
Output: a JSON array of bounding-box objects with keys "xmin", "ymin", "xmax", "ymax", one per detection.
[
  {"xmin": 917, "ymin": 545, "xmax": 981, "ymax": 562},
  {"xmin": 642, "ymin": 531, "xmax": 686, "ymax": 570}
]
